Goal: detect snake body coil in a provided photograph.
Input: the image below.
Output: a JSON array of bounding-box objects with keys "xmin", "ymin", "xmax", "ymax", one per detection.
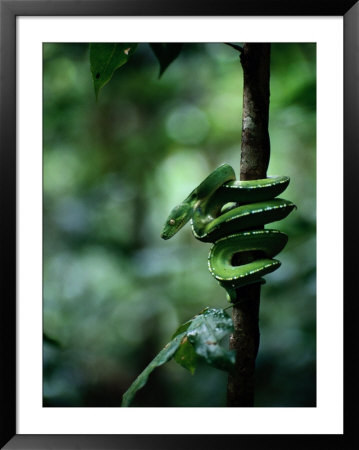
[{"xmin": 161, "ymin": 164, "xmax": 295, "ymax": 301}]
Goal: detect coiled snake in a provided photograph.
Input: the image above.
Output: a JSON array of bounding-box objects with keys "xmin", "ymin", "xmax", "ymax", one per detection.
[{"xmin": 161, "ymin": 164, "xmax": 295, "ymax": 301}]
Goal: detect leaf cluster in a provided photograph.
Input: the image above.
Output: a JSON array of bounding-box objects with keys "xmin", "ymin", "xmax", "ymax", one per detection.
[{"xmin": 122, "ymin": 308, "xmax": 234, "ymax": 406}]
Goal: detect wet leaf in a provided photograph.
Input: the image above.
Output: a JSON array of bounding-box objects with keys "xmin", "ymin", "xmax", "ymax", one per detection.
[
  {"xmin": 171, "ymin": 308, "xmax": 209, "ymax": 339},
  {"xmin": 121, "ymin": 332, "xmax": 185, "ymax": 407},
  {"xmin": 174, "ymin": 335, "xmax": 197, "ymax": 374},
  {"xmin": 171, "ymin": 318, "xmax": 193, "ymax": 339},
  {"xmin": 121, "ymin": 308, "xmax": 234, "ymax": 406},
  {"xmin": 90, "ymin": 43, "xmax": 137, "ymax": 99},
  {"xmin": 149, "ymin": 43, "xmax": 183, "ymax": 77},
  {"xmin": 187, "ymin": 308, "xmax": 235, "ymax": 372}
]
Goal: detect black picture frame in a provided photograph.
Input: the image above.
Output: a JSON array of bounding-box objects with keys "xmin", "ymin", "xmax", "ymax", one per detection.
[{"xmin": 1, "ymin": 0, "xmax": 357, "ymax": 448}]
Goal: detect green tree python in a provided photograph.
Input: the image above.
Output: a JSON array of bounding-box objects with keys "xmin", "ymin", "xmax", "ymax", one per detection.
[{"xmin": 161, "ymin": 164, "xmax": 295, "ymax": 301}]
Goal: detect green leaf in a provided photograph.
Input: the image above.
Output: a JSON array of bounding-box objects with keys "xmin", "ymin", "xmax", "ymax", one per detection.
[
  {"xmin": 121, "ymin": 308, "xmax": 234, "ymax": 406},
  {"xmin": 187, "ymin": 308, "xmax": 235, "ymax": 372},
  {"xmin": 90, "ymin": 43, "xmax": 137, "ymax": 99},
  {"xmin": 121, "ymin": 332, "xmax": 185, "ymax": 407},
  {"xmin": 171, "ymin": 319, "xmax": 193, "ymax": 339},
  {"xmin": 171, "ymin": 307, "xmax": 209, "ymax": 339},
  {"xmin": 149, "ymin": 43, "xmax": 183, "ymax": 78},
  {"xmin": 174, "ymin": 335, "xmax": 197, "ymax": 374}
]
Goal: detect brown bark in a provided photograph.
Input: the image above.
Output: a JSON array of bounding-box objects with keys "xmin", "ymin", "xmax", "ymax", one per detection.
[{"xmin": 227, "ymin": 43, "xmax": 271, "ymax": 407}]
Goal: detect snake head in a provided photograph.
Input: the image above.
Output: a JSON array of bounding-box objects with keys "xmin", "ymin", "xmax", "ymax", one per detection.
[{"xmin": 161, "ymin": 203, "xmax": 193, "ymax": 240}]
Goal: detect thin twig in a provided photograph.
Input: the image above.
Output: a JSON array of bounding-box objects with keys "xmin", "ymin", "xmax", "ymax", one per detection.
[{"xmin": 224, "ymin": 43, "xmax": 244, "ymax": 53}]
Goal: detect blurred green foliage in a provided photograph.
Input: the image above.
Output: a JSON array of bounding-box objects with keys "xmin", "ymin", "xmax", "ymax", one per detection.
[{"xmin": 43, "ymin": 42, "xmax": 316, "ymax": 407}]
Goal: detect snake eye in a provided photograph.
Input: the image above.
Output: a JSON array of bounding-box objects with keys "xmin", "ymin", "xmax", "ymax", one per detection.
[{"xmin": 169, "ymin": 219, "xmax": 176, "ymax": 226}]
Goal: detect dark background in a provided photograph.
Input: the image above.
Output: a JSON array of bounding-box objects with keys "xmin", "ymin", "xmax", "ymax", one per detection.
[{"xmin": 43, "ymin": 42, "xmax": 316, "ymax": 407}]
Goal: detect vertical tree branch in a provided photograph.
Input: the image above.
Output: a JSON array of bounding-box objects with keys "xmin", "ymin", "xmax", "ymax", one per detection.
[{"xmin": 227, "ymin": 43, "xmax": 271, "ymax": 407}]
